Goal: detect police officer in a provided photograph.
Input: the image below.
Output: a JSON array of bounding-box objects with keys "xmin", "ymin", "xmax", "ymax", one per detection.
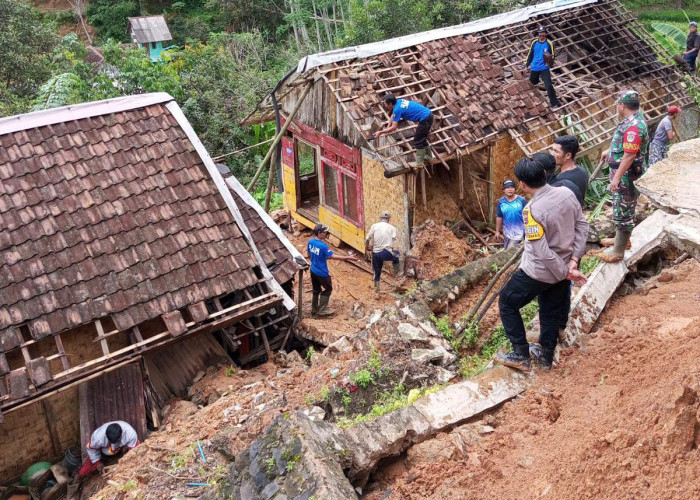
[
  {"xmin": 496, "ymin": 158, "xmax": 588, "ymax": 371},
  {"xmin": 595, "ymin": 90, "xmax": 649, "ymax": 262}
]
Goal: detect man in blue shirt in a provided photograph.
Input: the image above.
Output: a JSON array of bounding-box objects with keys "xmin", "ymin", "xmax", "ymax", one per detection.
[
  {"xmin": 306, "ymin": 224, "xmax": 356, "ymax": 316},
  {"xmin": 372, "ymin": 93, "xmax": 434, "ymax": 168},
  {"xmin": 495, "ymin": 179, "xmax": 527, "ymax": 249},
  {"xmin": 525, "ymin": 26, "xmax": 560, "ymax": 108}
]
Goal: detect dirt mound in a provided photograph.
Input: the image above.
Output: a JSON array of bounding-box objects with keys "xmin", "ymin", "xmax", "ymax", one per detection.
[
  {"xmin": 409, "ymin": 220, "xmax": 474, "ymax": 281},
  {"xmin": 363, "ymin": 258, "xmax": 700, "ymax": 500}
]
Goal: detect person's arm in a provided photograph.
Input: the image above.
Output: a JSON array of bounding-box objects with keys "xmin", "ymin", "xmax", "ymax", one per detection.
[
  {"xmin": 495, "ymin": 217, "xmax": 503, "ymax": 240},
  {"xmin": 86, "ymin": 436, "xmax": 104, "ymax": 465},
  {"xmin": 525, "ymin": 40, "xmax": 535, "ymax": 68},
  {"xmin": 667, "ymin": 128, "xmax": 675, "ymax": 141},
  {"xmin": 123, "ymin": 424, "xmax": 139, "ymax": 450},
  {"xmin": 329, "ymin": 253, "xmax": 356, "ymax": 261},
  {"xmin": 375, "ymin": 119, "xmax": 399, "ymax": 138},
  {"xmin": 610, "ymin": 125, "xmax": 641, "ymax": 192},
  {"xmin": 365, "ymin": 225, "xmax": 374, "ymax": 248},
  {"xmin": 570, "ymin": 201, "xmax": 589, "ymax": 265}
]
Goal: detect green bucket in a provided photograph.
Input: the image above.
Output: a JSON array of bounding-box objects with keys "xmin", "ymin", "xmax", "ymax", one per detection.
[{"xmin": 20, "ymin": 461, "xmax": 51, "ymax": 486}]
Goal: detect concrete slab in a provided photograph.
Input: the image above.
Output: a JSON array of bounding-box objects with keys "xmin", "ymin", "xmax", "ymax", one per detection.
[
  {"xmin": 412, "ymin": 365, "xmax": 530, "ymax": 430},
  {"xmin": 625, "ymin": 210, "xmax": 679, "ymax": 267},
  {"xmin": 666, "ymin": 215, "xmax": 700, "ymax": 260},
  {"xmin": 636, "ymin": 138, "xmax": 700, "ymax": 218}
]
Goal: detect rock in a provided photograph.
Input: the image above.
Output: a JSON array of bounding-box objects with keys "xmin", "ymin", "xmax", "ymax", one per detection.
[
  {"xmin": 207, "ymin": 393, "xmax": 220, "ymax": 406},
  {"xmin": 479, "ymin": 425, "xmax": 495, "ymax": 434},
  {"xmin": 400, "ymin": 301, "xmax": 433, "ymax": 322},
  {"xmin": 228, "ymin": 412, "xmax": 356, "ymax": 500},
  {"xmin": 435, "ymin": 367, "xmax": 456, "ymax": 384},
  {"xmin": 309, "ymin": 352, "xmax": 331, "ymax": 367},
  {"xmin": 589, "ymin": 217, "xmax": 616, "ymax": 242},
  {"xmin": 411, "ymin": 348, "xmax": 443, "ymax": 364},
  {"xmin": 279, "ymin": 350, "xmax": 305, "ymax": 367},
  {"xmin": 418, "ymin": 321, "xmax": 442, "ymax": 338},
  {"xmin": 193, "ymin": 370, "xmax": 205, "ymax": 383},
  {"xmin": 398, "ymin": 323, "xmax": 429, "ymax": 342},
  {"xmin": 366, "ymin": 310, "xmax": 383, "ymax": 327},
  {"xmin": 211, "ymin": 426, "xmax": 240, "ymax": 460},
  {"xmin": 253, "ymin": 392, "xmax": 266, "ymax": 405},
  {"xmin": 656, "ymin": 271, "xmax": 674, "ymax": 283},
  {"xmin": 664, "ymin": 385, "xmax": 699, "ymax": 453},
  {"xmin": 323, "ymin": 336, "xmax": 354, "ymax": 357},
  {"xmin": 301, "ymin": 406, "xmax": 326, "ymax": 422},
  {"xmin": 350, "ymin": 302, "xmax": 366, "ymax": 320},
  {"xmin": 517, "ymin": 456, "xmax": 534, "ymax": 468}
]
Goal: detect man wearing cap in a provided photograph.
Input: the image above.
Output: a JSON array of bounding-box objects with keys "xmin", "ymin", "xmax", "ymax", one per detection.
[
  {"xmin": 684, "ymin": 21, "xmax": 700, "ymax": 73},
  {"xmin": 525, "ymin": 26, "xmax": 560, "ymax": 108},
  {"xmin": 365, "ymin": 211, "xmax": 402, "ymax": 295},
  {"xmin": 595, "ymin": 90, "xmax": 649, "ymax": 262},
  {"xmin": 496, "ymin": 158, "xmax": 588, "ymax": 371},
  {"xmin": 495, "ymin": 179, "xmax": 527, "ymax": 249},
  {"xmin": 372, "ymin": 93, "xmax": 434, "ymax": 168},
  {"xmin": 306, "ymin": 224, "xmax": 356, "ymax": 316},
  {"xmin": 649, "ymin": 106, "xmax": 681, "ymax": 165}
]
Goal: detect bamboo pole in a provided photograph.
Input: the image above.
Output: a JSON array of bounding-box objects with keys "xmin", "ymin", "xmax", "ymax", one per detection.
[{"xmin": 248, "ymin": 82, "xmax": 313, "ymax": 193}]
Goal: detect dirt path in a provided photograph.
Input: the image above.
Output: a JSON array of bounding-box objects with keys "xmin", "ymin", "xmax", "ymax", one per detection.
[{"xmin": 363, "ymin": 258, "xmax": 700, "ymax": 500}]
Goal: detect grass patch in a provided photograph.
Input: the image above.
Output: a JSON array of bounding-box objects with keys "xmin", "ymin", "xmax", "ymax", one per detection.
[{"xmin": 580, "ymin": 255, "xmax": 600, "ymax": 276}]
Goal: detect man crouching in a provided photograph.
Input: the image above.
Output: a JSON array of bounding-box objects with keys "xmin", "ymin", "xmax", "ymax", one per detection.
[{"xmin": 496, "ymin": 157, "xmax": 588, "ymax": 371}]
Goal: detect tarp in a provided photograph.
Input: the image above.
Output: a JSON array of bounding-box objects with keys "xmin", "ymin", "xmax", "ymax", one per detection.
[{"xmin": 297, "ymin": 0, "xmax": 598, "ymax": 73}]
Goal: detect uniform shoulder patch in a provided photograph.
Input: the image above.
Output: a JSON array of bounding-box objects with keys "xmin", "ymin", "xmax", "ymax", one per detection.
[{"xmin": 523, "ymin": 206, "xmax": 544, "ymax": 241}]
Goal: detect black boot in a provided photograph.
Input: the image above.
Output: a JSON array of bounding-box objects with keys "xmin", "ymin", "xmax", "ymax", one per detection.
[
  {"xmin": 496, "ymin": 345, "xmax": 531, "ymax": 371},
  {"xmin": 529, "ymin": 344, "xmax": 554, "ymax": 370},
  {"xmin": 311, "ymin": 293, "xmax": 319, "ymax": 317}
]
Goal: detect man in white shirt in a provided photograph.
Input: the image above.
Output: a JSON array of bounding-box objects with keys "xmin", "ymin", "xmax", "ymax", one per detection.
[
  {"xmin": 78, "ymin": 421, "xmax": 140, "ymax": 477},
  {"xmin": 365, "ymin": 211, "xmax": 402, "ymax": 294}
]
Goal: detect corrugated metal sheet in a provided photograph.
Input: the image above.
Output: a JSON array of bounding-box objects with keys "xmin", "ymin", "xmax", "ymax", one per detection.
[
  {"xmin": 79, "ymin": 363, "xmax": 148, "ymax": 459},
  {"xmin": 144, "ymin": 332, "xmax": 230, "ymax": 402},
  {"xmin": 128, "ymin": 15, "xmax": 172, "ymax": 43}
]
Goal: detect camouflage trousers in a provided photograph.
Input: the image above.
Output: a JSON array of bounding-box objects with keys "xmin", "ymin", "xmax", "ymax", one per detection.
[
  {"xmin": 648, "ymin": 141, "xmax": 667, "ymax": 166},
  {"xmin": 610, "ymin": 169, "xmax": 638, "ymax": 233}
]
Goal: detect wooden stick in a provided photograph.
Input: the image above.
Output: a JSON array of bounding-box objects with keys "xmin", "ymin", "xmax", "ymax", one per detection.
[
  {"xmin": 249, "ymin": 82, "xmax": 313, "ymax": 193},
  {"xmin": 589, "ymin": 159, "xmax": 607, "ymax": 181}
]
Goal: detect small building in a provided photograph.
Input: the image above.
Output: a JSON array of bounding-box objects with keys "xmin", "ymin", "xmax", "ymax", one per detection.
[
  {"xmin": 127, "ymin": 15, "xmax": 173, "ymax": 62},
  {"xmin": 244, "ymin": 0, "xmax": 698, "ymax": 255},
  {"xmin": 0, "ymin": 93, "xmax": 305, "ymax": 481}
]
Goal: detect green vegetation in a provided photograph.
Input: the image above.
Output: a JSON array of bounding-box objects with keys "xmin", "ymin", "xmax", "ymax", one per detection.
[
  {"xmin": 350, "ymin": 369, "xmax": 374, "ymax": 389},
  {"xmin": 337, "ymin": 384, "xmax": 441, "ymax": 428},
  {"xmin": 579, "ymin": 255, "xmax": 600, "ymax": 276},
  {"xmin": 304, "ymin": 346, "xmax": 316, "ymax": 361},
  {"xmin": 458, "ymin": 300, "xmax": 539, "ymax": 378},
  {"xmin": 225, "ymin": 365, "xmax": 237, "ymax": 377},
  {"xmin": 430, "ymin": 314, "xmax": 454, "ymax": 340}
]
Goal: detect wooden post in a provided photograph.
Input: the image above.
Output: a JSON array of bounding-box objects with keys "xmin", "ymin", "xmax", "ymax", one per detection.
[
  {"xmin": 249, "ymin": 82, "xmax": 313, "ymax": 194},
  {"xmin": 420, "ymin": 168, "xmax": 427, "ymax": 209},
  {"xmin": 41, "ymin": 400, "xmax": 62, "ymax": 457},
  {"xmin": 296, "ymin": 268, "xmax": 304, "ymax": 321},
  {"xmin": 459, "ymin": 152, "xmax": 465, "ymax": 200}
]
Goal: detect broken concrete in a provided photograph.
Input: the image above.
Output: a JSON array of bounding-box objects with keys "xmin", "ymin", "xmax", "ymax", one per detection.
[{"xmin": 227, "ymin": 364, "xmax": 530, "ymax": 496}]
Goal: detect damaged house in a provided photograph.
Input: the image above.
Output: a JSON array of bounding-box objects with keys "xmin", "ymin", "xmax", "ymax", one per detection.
[
  {"xmin": 244, "ymin": 0, "xmax": 698, "ymax": 254},
  {"xmin": 0, "ymin": 93, "xmax": 305, "ymax": 480}
]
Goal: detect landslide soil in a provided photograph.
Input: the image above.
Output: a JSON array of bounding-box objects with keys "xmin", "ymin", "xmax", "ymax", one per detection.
[{"xmin": 364, "ymin": 258, "xmax": 700, "ymax": 500}]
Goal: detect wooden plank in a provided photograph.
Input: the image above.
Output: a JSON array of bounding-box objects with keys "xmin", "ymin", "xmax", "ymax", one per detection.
[
  {"xmin": 54, "ymin": 334, "xmax": 70, "ymax": 371},
  {"xmin": 95, "ymin": 319, "xmax": 110, "ymax": 357},
  {"xmin": 41, "ymin": 400, "xmax": 62, "ymax": 457}
]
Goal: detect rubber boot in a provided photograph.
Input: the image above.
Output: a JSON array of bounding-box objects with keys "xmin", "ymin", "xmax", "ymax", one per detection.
[
  {"xmin": 598, "ymin": 231, "xmax": 630, "ymax": 263},
  {"xmin": 374, "ymin": 281, "xmax": 380, "ymax": 295},
  {"xmin": 600, "ymin": 237, "xmax": 631, "ymax": 249},
  {"xmin": 317, "ymin": 295, "xmax": 335, "ymax": 316},
  {"xmin": 414, "ymin": 148, "xmax": 427, "ymax": 169},
  {"xmin": 311, "ymin": 293, "xmax": 319, "ymax": 317},
  {"xmin": 424, "ymin": 147, "xmax": 433, "ymax": 160}
]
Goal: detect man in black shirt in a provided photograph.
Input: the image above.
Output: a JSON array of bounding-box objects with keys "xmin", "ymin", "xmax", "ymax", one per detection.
[
  {"xmin": 550, "ymin": 135, "xmax": 588, "ymax": 207},
  {"xmin": 532, "ymin": 150, "xmax": 584, "ymax": 206},
  {"xmin": 684, "ymin": 21, "xmax": 700, "ymax": 74}
]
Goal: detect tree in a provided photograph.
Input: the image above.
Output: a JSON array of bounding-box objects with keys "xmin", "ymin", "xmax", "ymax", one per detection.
[
  {"xmin": 67, "ymin": 0, "xmax": 93, "ymax": 45},
  {"xmin": 86, "ymin": 0, "xmax": 140, "ymax": 42},
  {"xmin": 0, "ymin": 0, "xmax": 58, "ymax": 116}
]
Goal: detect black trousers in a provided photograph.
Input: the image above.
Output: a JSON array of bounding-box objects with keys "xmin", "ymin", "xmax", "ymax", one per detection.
[
  {"xmin": 529, "ymin": 69, "xmax": 560, "ymax": 107},
  {"xmin": 310, "ymin": 272, "xmax": 333, "ymax": 297},
  {"xmin": 498, "ymin": 270, "xmax": 570, "ymax": 355},
  {"xmin": 372, "ymin": 249, "xmax": 399, "ymax": 282},
  {"xmin": 413, "ymin": 114, "xmax": 434, "ymax": 149}
]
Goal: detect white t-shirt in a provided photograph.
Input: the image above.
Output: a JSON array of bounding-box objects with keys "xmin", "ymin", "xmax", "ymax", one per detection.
[{"xmin": 366, "ymin": 221, "xmax": 397, "ymax": 253}]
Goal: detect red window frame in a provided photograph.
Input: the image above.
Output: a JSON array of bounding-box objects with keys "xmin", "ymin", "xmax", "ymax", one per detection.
[{"xmin": 284, "ymin": 119, "xmax": 363, "ymax": 227}]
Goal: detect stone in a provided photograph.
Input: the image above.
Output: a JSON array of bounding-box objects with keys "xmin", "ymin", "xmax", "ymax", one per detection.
[
  {"xmin": 411, "ymin": 348, "xmax": 443, "ymax": 364},
  {"xmin": 193, "ymin": 370, "xmax": 206, "ymax": 383},
  {"xmin": 418, "ymin": 321, "xmax": 442, "ymax": 338},
  {"xmin": 405, "ymin": 433, "xmax": 456, "ymax": 465},
  {"xmin": 398, "ymin": 323, "xmax": 428, "ymax": 342},
  {"xmin": 323, "ymin": 336, "xmax": 354, "ymax": 357},
  {"xmin": 261, "ymin": 480, "xmax": 280, "ymax": 499},
  {"xmin": 350, "ymin": 302, "xmax": 366, "ymax": 320},
  {"xmin": 435, "ymin": 367, "xmax": 456, "ymax": 384},
  {"xmin": 666, "ymin": 215, "xmax": 700, "ymax": 261},
  {"xmin": 400, "ymin": 301, "xmax": 433, "ymax": 322},
  {"xmin": 309, "ymin": 352, "xmax": 331, "ymax": 367},
  {"xmin": 366, "ymin": 310, "xmax": 383, "ymax": 327},
  {"xmin": 301, "ymin": 406, "xmax": 326, "ymax": 422}
]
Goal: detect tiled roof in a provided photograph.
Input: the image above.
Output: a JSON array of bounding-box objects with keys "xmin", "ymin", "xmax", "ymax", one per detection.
[
  {"xmin": 216, "ymin": 164, "xmax": 299, "ymax": 284},
  {"xmin": 0, "ymin": 97, "xmax": 262, "ymax": 338}
]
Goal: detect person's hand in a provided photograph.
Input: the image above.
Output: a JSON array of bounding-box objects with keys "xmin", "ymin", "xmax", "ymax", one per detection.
[
  {"xmin": 609, "ymin": 176, "xmax": 621, "ymax": 193},
  {"xmin": 566, "ymin": 269, "xmax": 587, "ymax": 285},
  {"xmin": 367, "ymin": 132, "xmax": 376, "ymax": 141},
  {"xmin": 494, "ymin": 232, "xmax": 502, "ymax": 241},
  {"xmin": 567, "ymin": 259, "xmax": 579, "ymax": 273},
  {"xmin": 96, "ymin": 462, "xmax": 104, "ymax": 473},
  {"xmin": 600, "ymin": 149, "xmax": 609, "ymax": 162}
]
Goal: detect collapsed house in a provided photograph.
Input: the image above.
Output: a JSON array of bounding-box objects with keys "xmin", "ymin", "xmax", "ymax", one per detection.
[
  {"xmin": 244, "ymin": 0, "xmax": 698, "ymax": 254},
  {"xmin": 0, "ymin": 93, "xmax": 305, "ymax": 481}
]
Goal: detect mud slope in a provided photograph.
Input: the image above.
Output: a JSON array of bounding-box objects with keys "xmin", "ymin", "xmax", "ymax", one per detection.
[{"xmin": 365, "ymin": 258, "xmax": 700, "ymax": 500}]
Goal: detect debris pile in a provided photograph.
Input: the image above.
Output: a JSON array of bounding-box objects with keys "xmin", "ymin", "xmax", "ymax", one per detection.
[{"xmin": 408, "ymin": 220, "xmax": 475, "ymax": 281}]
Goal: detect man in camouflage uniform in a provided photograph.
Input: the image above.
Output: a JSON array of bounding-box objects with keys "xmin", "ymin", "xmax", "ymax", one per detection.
[{"xmin": 594, "ymin": 90, "xmax": 649, "ymax": 263}]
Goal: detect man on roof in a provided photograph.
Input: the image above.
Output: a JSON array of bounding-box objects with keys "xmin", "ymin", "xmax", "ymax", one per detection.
[
  {"xmin": 525, "ymin": 26, "xmax": 560, "ymax": 108},
  {"xmin": 78, "ymin": 421, "xmax": 140, "ymax": 478},
  {"xmin": 592, "ymin": 90, "xmax": 649, "ymax": 263},
  {"xmin": 372, "ymin": 93, "xmax": 434, "ymax": 168}
]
